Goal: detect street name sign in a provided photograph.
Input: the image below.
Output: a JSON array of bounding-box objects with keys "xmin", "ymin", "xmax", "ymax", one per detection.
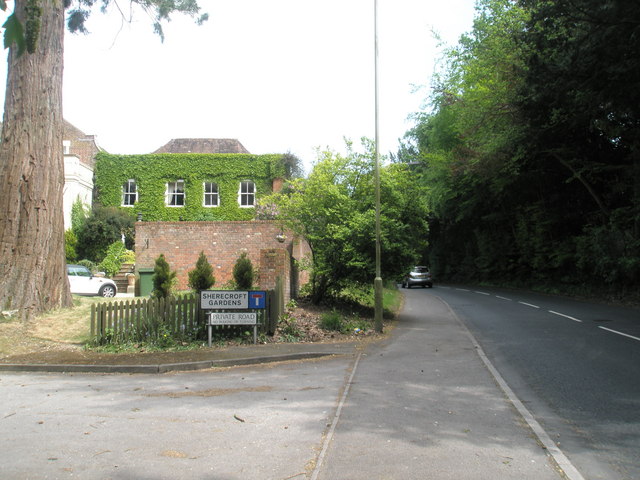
[{"xmin": 200, "ymin": 290, "xmax": 266, "ymax": 310}]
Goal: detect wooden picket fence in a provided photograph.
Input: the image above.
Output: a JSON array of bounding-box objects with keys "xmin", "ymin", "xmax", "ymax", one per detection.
[
  {"xmin": 90, "ymin": 282, "xmax": 285, "ymax": 345},
  {"xmin": 91, "ymin": 294, "xmax": 201, "ymax": 344}
]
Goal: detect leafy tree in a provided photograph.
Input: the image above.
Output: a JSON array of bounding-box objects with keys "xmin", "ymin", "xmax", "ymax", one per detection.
[
  {"xmin": 280, "ymin": 152, "xmax": 305, "ymax": 179},
  {"xmin": 262, "ymin": 139, "xmax": 430, "ymax": 304},
  {"xmin": 406, "ymin": 0, "xmax": 575, "ymax": 285},
  {"xmin": 406, "ymin": 0, "xmax": 639, "ymax": 293},
  {"xmin": 188, "ymin": 251, "xmax": 215, "ymax": 291},
  {"xmin": 152, "ymin": 254, "xmax": 176, "ymax": 299},
  {"xmin": 76, "ymin": 206, "xmax": 134, "ymax": 262},
  {"xmin": 516, "ymin": 0, "xmax": 640, "ymax": 288},
  {"xmin": 65, "ymin": 229, "xmax": 78, "ymax": 263},
  {"xmin": 233, "ymin": 252, "xmax": 254, "ymax": 290},
  {"xmin": 70, "ymin": 197, "xmax": 89, "ymax": 237},
  {"xmin": 0, "ymin": 1, "xmax": 206, "ymax": 319}
]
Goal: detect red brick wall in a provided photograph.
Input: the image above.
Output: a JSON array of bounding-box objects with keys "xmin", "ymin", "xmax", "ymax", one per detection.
[
  {"xmin": 260, "ymin": 248, "xmax": 291, "ymax": 300},
  {"xmin": 134, "ymin": 221, "xmax": 310, "ymax": 300}
]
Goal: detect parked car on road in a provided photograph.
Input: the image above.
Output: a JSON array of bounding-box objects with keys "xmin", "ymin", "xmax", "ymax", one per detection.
[
  {"xmin": 67, "ymin": 264, "xmax": 117, "ymax": 297},
  {"xmin": 401, "ymin": 266, "xmax": 433, "ymax": 288}
]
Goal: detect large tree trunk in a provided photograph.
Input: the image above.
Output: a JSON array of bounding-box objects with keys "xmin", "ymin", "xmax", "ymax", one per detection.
[{"xmin": 0, "ymin": 0, "xmax": 72, "ymax": 319}]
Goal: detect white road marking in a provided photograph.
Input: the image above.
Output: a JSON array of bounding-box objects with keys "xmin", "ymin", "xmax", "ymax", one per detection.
[
  {"xmin": 495, "ymin": 296, "xmax": 512, "ymax": 301},
  {"xmin": 549, "ymin": 310, "xmax": 583, "ymax": 323},
  {"xmin": 441, "ymin": 300, "xmax": 587, "ymax": 480},
  {"xmin": 456, "ymin": 288, "xmax": 470, "ymax": 292},
  {"xmin": 598, "ymin": 326, "xmax": 640, "ymax": 343},
  {"xmin": 519, "ymin": 301, "xmax": 540, "ymax": 309},
  {"xmin": 474, "ymin": 291, "xmax": 490, "ymax": 295},
  {"xmin": 311, "ymin": 353, "xmax": 362, "ymax": 480}
]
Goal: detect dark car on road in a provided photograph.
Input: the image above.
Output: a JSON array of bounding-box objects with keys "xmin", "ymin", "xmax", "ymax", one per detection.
[{"xmin": 401, "ymin": 266, "xmax": 433, "ymax": 288}]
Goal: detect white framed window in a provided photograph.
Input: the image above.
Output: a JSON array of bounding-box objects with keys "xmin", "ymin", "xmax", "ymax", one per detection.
[
  {"xmin": 63, "ymin": 140, "xmax": 71, "ymax": 155},
  {"xmin": 122, "ymin": 179, "xmax": 137, "ymax": 206},
  {"xmin": 203, "ymin": 182, "xmax": 219, "ymax": 207},
  {"xmin": 166, "ymin": 180, "xmax": 185, "ymax": 207},
  {"xmin": 238, "ymin": 180, "xmax": 255, "ymax": 207}
]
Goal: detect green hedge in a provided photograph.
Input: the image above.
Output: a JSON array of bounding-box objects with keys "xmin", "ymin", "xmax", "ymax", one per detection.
[{"xmin": 94, "ymin": 153, "xmax": 288, "ymax": 221}]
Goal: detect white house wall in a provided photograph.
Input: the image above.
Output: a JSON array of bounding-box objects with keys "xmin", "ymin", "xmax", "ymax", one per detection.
[{"xmin": 63, "ymin": 154, "xmax": 93, "ymax": 230}]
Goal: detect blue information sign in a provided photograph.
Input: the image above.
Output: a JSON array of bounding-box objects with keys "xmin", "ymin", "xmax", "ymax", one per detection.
[{"xmin": 248, "ymin": 291, "xmax": 267, "ymax": 309}]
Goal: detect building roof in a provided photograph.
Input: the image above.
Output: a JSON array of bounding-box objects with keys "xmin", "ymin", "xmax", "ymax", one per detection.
[
  {"xmin": 63, "ymin": 120, "xmax": 103, "ymax": 168},
  {"xmin": 153, "ymin": 138, "xmax": 250, "ymax": 154}
]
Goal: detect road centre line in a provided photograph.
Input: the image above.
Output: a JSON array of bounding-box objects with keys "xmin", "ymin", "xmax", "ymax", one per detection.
[
  {"xmin": 474, "ymin": 291, "xmax": 491, "ymax": 295},
  {"xmin": 495, "ymin": 295, "xmax": 512, "ymax": 301},
  {"xmin": 519, "ymin": 301, "xmax": 540, "ymax": 309},
  {"xmin": 598, "ymin": 326, "xmax": 640, "ymax": 343},
  {"xmin": 456, "ymin": 288, "xmax": 470, "ymax": 292},
  {"xmin": 549, "ymin": 310, "xmax": 583, "ymax": 323}
]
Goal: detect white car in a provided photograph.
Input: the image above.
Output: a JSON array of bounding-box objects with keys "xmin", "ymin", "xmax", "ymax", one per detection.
[{"xmin": 67, "ymin": 264, "xmax": 117, "ymax": 297}]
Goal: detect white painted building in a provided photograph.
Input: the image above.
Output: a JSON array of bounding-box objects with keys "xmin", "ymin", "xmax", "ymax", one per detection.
[{"xmin": 62, "ymin": 121, "xmax": 102, "ymax": 230}]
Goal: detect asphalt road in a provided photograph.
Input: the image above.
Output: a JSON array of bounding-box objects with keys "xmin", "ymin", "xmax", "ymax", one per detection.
[
  {"xmin": 0, "ymin": 291, "xmax": 565, "ymax": 480},
  {"xmin": 1, "ymin": 358, "xmax": 352, "ymax": 479},
  {"xmin": 428, "ymin": 285, "xmax": 640, "ymax": 480}
]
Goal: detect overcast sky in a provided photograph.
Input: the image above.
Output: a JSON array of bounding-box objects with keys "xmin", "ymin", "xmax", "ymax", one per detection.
[{"xmin": 0, "ymin": 0, "xmax": 476, "ymax": 170}]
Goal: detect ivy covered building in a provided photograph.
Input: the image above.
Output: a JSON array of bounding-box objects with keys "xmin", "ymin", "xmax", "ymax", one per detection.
[
  {"xmin": 93, "ymin": 139, "xmax": 310, "ymax": 297},
  {"xmin": 94, "ymin": 139, "xmax": 291, "ymax": 221}
]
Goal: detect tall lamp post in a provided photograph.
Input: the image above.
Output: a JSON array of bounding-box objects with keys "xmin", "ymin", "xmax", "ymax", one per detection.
[{"xmin": 373, "ymin": 0, "xmax": 383, "ymax": 332}]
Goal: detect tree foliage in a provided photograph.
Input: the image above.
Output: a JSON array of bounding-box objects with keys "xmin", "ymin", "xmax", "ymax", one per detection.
[
  {"xmin": 65, "ymin": 229, "xmax": 78, "ymax": 263},
  {"xmin": 76, "ymin": 206, "xmax": 134, "ymax": 263},
  {"xmin": 188, "ymin": 251, "xmax": 215, "ymax": 291},
  {"xmin": 70, "ymin": 197, "xmax": 89, "ymax": 237},
  {"xmin": 233, "ymin": 252, "xmax": 254, "ymax": 290},
  {"xmin": 262, "ymin": 140, "xmax": 430, "ymax": 304},
  {"xmin": 152, "ymin": 253, "xmax": 177, "ymax": 299},
  {"xmin": 98, "ymin": 241, "xmax": 134, "ymax": 277},
  {"xmin": 405, "ymin": 0, "xmax": 639, "ymax": 296},
  {"xmin": 3, "ymin": 0, "xmax": 208, "ymax": 53}
]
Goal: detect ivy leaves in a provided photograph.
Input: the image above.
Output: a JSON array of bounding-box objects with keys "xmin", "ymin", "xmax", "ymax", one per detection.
[{"xmin": 94, "ymin": 152, "xmax": 285, "ymax": 222}]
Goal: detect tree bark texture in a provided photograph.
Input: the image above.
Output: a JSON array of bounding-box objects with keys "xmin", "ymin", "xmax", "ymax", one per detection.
[{"xmin": 0, "ymin": 0, "xmax": 72, "ymax": 319}]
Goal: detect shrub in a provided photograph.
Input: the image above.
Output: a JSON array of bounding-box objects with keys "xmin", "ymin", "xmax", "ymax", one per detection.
[
  {"xmin": 65, "ymin": 229, "xmax": 78, "ymax": 262},
  {"xmin": 233, "ymin": 252, "xmax": 254, "ymax": 290},
  {"xmin": 320, "ymin": 310, "xmax": 343, "ymax": 332},
  {"xmin": 188, "ymin": 251, "xmax": 216, "ymax": 291},
  {"xmin": 70, "ymin": 197, "xmax": 89, "ymax": 237},
  {"xmin": 98, "ymin": 242, "xmax": 124, "ymax": 277},
  {"xmin": 77, "ymin": 259, "xmax": 96, "ymax": 272},
  {"xmin": 152, "ymin": 254, "xmax": 177, "ymax": 299},
  {"xmin": 98, "ymin": 242, "xmax": 135, "ymax": 277},
  {"xmin": 121, "ymin": 249, "xmax": 136, "ymax": 263},
  {"xmin": 336, "ymin": 283, "xmax": 375, "ymax": 308},
  {"xmin": 76, "ymin": 206, "xmax": 135, "ymax": 262},
  {"xmin": 277, "ymin": 312, "xmax": 302, "ymax": 341}
]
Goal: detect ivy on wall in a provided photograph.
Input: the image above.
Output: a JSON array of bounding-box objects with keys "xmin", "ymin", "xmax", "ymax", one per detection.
[{"xmin": 94, "ymin": 153, "xmax": 288, "ymax": 221}]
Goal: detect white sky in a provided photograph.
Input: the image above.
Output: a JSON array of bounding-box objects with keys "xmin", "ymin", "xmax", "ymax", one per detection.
[{"xmin": 0, "ymin": 0, "xmax": 476, "ymax": 171}]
